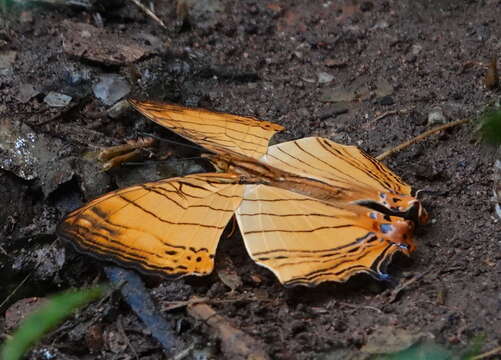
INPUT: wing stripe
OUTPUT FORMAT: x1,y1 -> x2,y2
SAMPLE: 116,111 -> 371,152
113,194 -> 225,229
317,138 -> 392,190
238,212 -> 336,218
243,224 -> 353,235
294,140 -> 369,185
266,150 -> 359,188
250,233 -> 377,256
319,139 -> 406,191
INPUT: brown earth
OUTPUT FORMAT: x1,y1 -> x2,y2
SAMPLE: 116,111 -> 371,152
0,1 -> 500,359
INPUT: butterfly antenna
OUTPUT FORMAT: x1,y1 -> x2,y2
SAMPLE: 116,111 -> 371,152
123,156 -> 205,167
137,131 -> 212,153
414,189 -> 444,199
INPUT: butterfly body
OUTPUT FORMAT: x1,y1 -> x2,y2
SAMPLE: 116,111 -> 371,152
57,99 -> 428,286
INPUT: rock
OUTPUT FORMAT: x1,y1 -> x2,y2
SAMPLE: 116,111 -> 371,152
107,99 -> 130,119
411,44 -> 423,56
62,20 -> 152,65
320,76 -> 371,103
427,107 -> 447,125
318,103 -> 349,119
317,72 -> 334,84
17,83 -> 40,103
43,91 -> 72,107
93,74 -> 130,105
63,66 -> 91,86
0,50 -> 17,76
375,78 -> 394,98
324,58 -> 347,68
0,118 -> 73,196
372,20 -> 389,30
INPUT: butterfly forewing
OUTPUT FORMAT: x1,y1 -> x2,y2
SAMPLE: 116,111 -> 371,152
262,137 -> 412,194
57,173 -> 244,277
129,99 -> 284,159
259,136 -> 425,220
236,184 -> 413,286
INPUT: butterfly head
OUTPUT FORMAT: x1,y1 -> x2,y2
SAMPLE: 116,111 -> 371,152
405,199 -> 428,225
377,192 -> 428,225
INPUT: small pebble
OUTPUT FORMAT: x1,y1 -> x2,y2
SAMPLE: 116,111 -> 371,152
427,107 -> 447,125
93,74 -> 130,105
17,83 -> 39,103
317,72 -> 334,84
107,99 -> 130,119
0,50 -> 17,76
43,91 -> 72,107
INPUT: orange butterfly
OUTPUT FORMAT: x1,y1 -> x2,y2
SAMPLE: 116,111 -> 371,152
57,99 -> 427,286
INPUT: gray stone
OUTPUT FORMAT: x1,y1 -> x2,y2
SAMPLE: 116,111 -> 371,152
43,91 -> 72,107
93,74 -> 130,105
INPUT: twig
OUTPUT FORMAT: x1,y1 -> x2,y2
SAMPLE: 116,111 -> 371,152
387,270 -> 431,303
172,343 -> 195,360
34,98 -> 91,127
372,110 -> 399,122
0,272 -> 32,312
338,301 -> 383,314
162,295 -> 273,312
471,346 -> 501,360
104,266 -> 180,355
187,299 -> 270,360
128,0 -> 167,29
376,118 -> 470,161
117,315 -> 139,360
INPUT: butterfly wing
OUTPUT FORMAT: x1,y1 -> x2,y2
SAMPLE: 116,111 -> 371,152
57,173 -> 244,277
260,137 -> 426,222
235,184 -> 414,286
129,99 -> 284,159
261,137 -> 411,194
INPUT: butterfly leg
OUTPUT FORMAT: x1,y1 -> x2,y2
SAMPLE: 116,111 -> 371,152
98,137 -> 156,170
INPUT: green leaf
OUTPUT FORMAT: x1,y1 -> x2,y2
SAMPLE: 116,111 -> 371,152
1,286 -> 105,360
373,341 -> 453,360
478,108 -> 501,144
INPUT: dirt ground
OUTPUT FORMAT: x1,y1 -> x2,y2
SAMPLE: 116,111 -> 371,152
0,1 -> 500,359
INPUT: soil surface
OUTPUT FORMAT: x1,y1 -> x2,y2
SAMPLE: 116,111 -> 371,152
0,1 -> 500,359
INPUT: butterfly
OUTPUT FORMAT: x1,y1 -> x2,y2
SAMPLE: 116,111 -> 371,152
57,99 -> 428,286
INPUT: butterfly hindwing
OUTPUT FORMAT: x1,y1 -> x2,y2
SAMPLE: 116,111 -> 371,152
235,184 -> 414,286
57,173 -> 244,277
